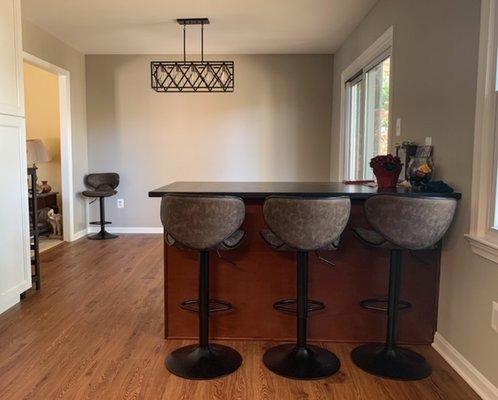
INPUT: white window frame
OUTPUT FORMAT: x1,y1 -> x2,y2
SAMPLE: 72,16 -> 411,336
465,0 -> 498,263
338,26 -> 394,181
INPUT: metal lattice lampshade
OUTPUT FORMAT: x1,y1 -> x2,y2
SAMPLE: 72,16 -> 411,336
151,61 -> 234,92
150,18 -> 234,93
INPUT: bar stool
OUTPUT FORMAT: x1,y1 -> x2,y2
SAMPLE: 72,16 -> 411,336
351,195 -> 457,380
161,194 -> 246,380
260,196 -> 351,379
82,173 -> 120,240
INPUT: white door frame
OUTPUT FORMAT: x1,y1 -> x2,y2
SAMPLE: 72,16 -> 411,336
22,51 -> 74,242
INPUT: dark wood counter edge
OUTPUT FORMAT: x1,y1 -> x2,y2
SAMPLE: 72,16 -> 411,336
148,183 -> 461,200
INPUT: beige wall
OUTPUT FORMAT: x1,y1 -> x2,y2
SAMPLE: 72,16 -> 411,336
22,19 -> 88,235
331,0 -> 498,386
86,54 -> 333,227
23,62 -> 61,208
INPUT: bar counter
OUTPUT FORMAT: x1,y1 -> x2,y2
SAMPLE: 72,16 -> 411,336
149,182 -> 461,344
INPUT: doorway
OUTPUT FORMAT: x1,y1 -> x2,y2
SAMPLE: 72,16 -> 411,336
23,52 -> 74,244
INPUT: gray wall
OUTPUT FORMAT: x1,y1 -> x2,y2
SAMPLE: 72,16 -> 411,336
331,0 -> 498,386
86,54 -> 334,227
22,20 -> 89,236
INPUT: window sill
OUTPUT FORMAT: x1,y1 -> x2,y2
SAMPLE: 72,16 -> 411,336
465,234 -> 498,264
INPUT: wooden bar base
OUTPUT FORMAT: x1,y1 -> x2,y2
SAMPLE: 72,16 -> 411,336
164,200 -> 440,344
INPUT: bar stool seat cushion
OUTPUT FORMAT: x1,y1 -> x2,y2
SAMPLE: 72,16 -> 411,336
352,227 -> 399,249
260,229 -> 339,251
363,195 -> 457,250
161,194 -> 245,251
262,196 -> 351,251
83,173 -> 120,198
165,229 -> 245,251
352,226 -> 439,250
82,184 -> 117,198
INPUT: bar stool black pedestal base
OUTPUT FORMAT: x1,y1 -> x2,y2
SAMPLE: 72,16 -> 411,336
166,344 -> 242,380
88,230 -> 118,240
351,343 -> 431,380
263,344 -> 340,380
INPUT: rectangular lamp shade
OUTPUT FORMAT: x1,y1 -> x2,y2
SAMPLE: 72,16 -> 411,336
26,139 -> 51,165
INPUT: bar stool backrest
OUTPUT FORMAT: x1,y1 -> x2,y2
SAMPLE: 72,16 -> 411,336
85,173 -> 120,190
263,196 -> 351,251
161,194 -> 245,251
364,195 -> 457,250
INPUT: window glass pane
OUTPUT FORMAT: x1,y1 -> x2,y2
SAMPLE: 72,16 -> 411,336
348,80 -> 363,180
364,57 -> 391,179
346,56 -> 391,181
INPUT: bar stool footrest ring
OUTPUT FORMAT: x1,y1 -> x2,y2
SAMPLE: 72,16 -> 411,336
360,297 -> 412,312
180,298 -> 232,313
273,298 -> 325,315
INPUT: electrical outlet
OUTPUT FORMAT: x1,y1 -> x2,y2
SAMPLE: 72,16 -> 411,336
117,199 -> 124,209
425,136 -> 432,146
492,301 -> 498,333
396,118 -> 401,137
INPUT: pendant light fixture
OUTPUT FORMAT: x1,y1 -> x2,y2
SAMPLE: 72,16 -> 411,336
151,18 -> 234,93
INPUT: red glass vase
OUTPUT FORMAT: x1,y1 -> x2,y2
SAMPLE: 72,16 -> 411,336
373,165 -> 402,189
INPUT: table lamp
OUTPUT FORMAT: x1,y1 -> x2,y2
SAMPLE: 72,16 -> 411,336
26,139 -> 51,168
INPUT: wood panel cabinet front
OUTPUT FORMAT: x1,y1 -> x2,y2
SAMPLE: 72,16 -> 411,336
0,0 -> 24,117
0,114 -> 31,313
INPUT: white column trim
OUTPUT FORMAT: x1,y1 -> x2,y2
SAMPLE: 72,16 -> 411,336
467,0 -> 498,264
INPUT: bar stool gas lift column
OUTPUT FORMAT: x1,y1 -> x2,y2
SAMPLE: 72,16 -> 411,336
260,196 -> 351,379
351,195 -> 457,380
161,194 -> 246,380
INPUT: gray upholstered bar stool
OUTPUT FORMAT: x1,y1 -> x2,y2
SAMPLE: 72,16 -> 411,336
82,173 -> 120,240
351,195 -> 457,380
161,194 -> 245,380
261,196 -> 351,379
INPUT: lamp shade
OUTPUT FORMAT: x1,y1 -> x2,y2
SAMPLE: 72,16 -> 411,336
26,139 -> 51,165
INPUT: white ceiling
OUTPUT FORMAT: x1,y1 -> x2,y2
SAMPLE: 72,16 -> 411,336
21,0 -> 377,55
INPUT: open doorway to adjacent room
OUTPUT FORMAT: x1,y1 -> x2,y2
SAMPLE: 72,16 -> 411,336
23,53 -> 74,249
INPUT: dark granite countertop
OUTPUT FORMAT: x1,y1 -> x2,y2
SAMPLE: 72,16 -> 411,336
148,181 -> 461,200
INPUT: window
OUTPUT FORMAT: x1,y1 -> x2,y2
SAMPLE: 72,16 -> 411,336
344,52 -> 391,181
466,0 -> 498,263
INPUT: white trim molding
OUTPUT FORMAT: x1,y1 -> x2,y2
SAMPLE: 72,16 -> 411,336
87,226 -> 163,234
467,0 -> 498,264
22,52 -> 76,242
336,26 -> 394,180
433,333 -> 498,400
72,228 -> 88,241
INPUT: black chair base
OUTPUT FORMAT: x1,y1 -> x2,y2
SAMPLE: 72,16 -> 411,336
88,230 -> 118,240
263,344 -> 340,380
351,343 -> 431,380
165,344 -> 242,380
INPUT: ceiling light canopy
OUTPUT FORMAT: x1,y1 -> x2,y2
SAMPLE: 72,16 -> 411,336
151,18 -> 234,93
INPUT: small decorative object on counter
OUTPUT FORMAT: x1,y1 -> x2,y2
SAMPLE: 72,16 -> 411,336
396,140 -> 418,180
38,180 -> 52,194
407,145 -> 433,188
419,180 -> 454,194
370,154 -> 403,189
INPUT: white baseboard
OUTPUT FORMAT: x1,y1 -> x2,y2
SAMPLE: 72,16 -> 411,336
432,332 -> 498,400
86,226 -> 162,234
71,228 -> 88,241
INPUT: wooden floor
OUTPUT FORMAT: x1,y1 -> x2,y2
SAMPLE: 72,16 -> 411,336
0,235 -> 479,400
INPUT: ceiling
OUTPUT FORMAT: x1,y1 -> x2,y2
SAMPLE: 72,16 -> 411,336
21,0 -> 377,55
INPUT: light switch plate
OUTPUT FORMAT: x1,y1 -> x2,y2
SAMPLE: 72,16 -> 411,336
425,136 -> 432,145
492,301 -> 498,333
117,199 -> 124,209
396,118 -> 401,137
